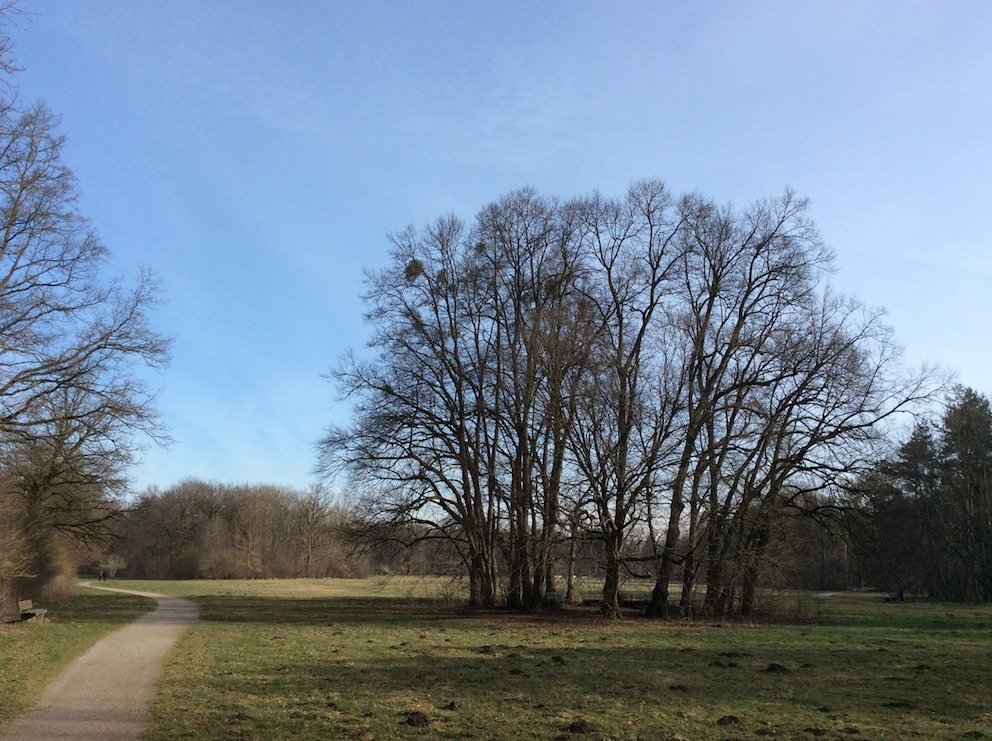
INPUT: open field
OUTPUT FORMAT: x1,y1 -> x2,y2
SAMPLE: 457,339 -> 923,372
3,579 -> 992,740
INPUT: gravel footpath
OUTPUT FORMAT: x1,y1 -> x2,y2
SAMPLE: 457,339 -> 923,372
0,585 -> 199,740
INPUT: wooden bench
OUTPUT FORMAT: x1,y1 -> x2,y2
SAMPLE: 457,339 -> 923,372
19,599 -> 47,624
618,591 -> 652,608
543,591 -> 563,608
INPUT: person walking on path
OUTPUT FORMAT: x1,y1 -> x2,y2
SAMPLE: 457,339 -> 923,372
0,585 -> 198,741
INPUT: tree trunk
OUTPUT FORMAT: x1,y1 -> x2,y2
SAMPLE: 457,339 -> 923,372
565,522 -> 579,603
0,584 -> 18,623
645,493 -> 683,617
601,529 -> 623,617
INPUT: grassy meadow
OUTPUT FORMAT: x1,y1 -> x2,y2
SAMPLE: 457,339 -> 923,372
2,578 -> 991,740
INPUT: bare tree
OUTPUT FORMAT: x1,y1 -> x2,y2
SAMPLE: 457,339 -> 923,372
0,20 -> 169,607
474,188 -> 590,610
645,192 -> 939,616
319,214 -> 506,606
641,191 -> 831,615
567,180 -> 684,616
294,484 -> 335,577
321,191 -> 594,610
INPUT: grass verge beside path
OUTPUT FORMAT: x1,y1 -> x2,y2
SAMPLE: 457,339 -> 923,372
114,578 -> 992,741
0,581 -> 156,728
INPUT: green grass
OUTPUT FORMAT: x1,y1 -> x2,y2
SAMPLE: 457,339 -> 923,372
3,578 -> 991,739
102,579 -> 991,740
0,581 -> 156,726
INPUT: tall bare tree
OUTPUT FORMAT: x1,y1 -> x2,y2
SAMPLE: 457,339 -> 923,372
474,188 -> 590,609
567,180 -> 684,616
321,191 -> 594,610
319,214 -> 507,606
0,16 -> 169,613
646,192 -> 938,616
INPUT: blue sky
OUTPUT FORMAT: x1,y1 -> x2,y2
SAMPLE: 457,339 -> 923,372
9,1 -> 990,493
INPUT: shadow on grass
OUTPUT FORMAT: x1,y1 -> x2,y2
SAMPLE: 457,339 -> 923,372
176,622 -> 992,739
191,595 -> 490,625
189,592 -> 992,633
57,590 -> 157,623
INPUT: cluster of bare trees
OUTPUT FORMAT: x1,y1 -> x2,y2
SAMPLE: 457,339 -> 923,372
320,182 -> 938,616
115,480 -> 353,580
0,13 -> 168,617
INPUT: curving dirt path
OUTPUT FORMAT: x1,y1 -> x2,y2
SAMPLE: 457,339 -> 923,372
0,585 -> 198,741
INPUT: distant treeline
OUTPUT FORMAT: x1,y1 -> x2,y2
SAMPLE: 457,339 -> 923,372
113,480 -> 354,580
